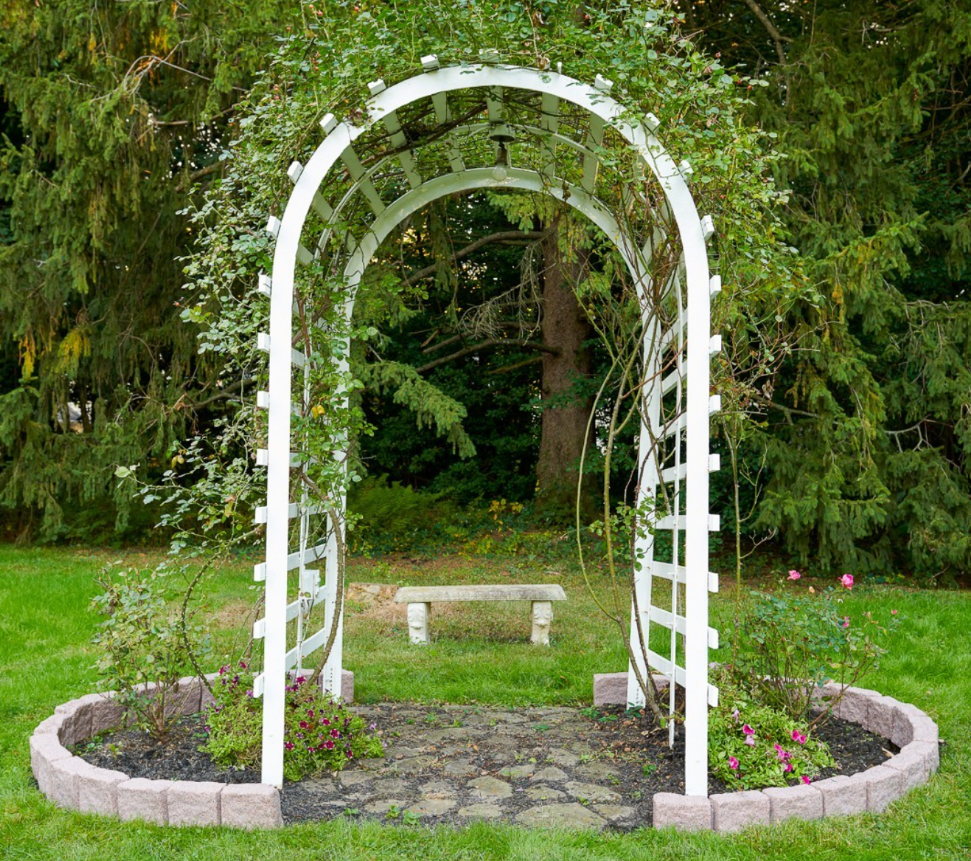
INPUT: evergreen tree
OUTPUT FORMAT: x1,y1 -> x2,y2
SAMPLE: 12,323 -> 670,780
0,0 -> 300,539
683,0 -> 971,578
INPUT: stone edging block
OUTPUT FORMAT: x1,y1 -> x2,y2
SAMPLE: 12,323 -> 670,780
593,672 -> 669,708
221,783 -> 284,829
710,789 -> 769,832
762,784 -> 824,823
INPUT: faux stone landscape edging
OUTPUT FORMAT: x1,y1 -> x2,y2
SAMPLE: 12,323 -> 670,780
594,673 -> 941,832
30,673 -> 938,832
30,670 -> 354,829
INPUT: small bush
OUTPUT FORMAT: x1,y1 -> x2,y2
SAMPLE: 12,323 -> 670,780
203,667 -> 384,781
709,695 -> 835,789
90,565 -> 210,740
729,575 -> 898,724
347,475 -> 457,553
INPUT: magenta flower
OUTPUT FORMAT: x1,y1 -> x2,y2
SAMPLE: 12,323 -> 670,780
299,721 -> 309,729
728,756 -> 739,770
742,724 -> 755,736
791,730 -> 807,745
324,740 -> 334,750
284,742 -> 294,751
788,570 -> 801,580
783,762 -> 794,773
330,729 -> 340,738
801,776 -> 811,785
840,574 -> 854,589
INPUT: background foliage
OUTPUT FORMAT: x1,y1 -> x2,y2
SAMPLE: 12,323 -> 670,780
0,0 -> 969,583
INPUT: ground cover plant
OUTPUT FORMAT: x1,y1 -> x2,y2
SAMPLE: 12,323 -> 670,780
2,543 -> 970,860
204,666 -> 384,780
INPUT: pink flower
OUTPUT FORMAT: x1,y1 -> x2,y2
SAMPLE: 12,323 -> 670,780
744,736 -> 756,747
791,730 -> 807,745
284,742 -> 294,751
728,756 -> 739,770
783,762 -> 794,773
840,574 -> 854,589
742,724 -> 755,735
801,776 -> 811,785
842,616 -> 851,629
788,570 -> 801,580
891,609 -> 898,615
731,708 -> 740,722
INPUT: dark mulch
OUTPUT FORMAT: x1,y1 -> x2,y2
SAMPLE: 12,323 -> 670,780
77,702 -> 895,829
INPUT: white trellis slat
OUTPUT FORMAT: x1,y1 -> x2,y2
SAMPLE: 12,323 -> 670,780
368,80 -> 422,189
651,561 -> 719,594
252,581 -> 326,639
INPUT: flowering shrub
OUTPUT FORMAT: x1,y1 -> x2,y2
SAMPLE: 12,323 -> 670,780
709,697 -> 835,789
729,574 -> 898,724
90,565 -> 210,740
203,665 -> 383,781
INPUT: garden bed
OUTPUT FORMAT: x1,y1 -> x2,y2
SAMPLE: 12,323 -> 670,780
30,679 -> 940,832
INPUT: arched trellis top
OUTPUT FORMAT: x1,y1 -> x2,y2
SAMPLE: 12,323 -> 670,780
257,59 -> 720,798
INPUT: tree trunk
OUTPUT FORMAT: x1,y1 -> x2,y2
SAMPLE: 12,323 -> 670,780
535,219 -> 595,519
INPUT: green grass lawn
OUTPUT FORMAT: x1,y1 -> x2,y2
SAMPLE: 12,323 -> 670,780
1,543 -> 970,860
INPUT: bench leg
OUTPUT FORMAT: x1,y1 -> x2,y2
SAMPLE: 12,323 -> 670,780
531,601 -> 553,645
407,602 -> 430,645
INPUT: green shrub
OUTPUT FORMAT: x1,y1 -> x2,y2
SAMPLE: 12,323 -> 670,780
347,475 -> 457,553
709,696 -> 835,789
90,565 -> 210,740
729,575 -> 898,724
203,667 -> 384,781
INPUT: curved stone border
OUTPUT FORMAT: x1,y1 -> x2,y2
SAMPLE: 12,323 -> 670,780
32,673 -> 937,831
594,674 -> 941,832
30,670 -> 354,829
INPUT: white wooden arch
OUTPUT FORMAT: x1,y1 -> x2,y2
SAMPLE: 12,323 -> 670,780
255,59 -> 721,795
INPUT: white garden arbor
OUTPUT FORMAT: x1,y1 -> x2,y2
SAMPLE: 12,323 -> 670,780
253,57 -> 721,796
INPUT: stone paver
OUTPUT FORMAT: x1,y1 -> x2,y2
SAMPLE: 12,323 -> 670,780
500,764 -> 535,779
574,762 -> 620,781
443,759 -> 478,777
564,781 -> 622,804
364,798 -> 406,816
594,804 -> 637,823
468,776 -> 513,800
525,785 -> 566,801
516,802 -> 606,830
408,798 -> 457,817
530,766 -> 568,783
457,803 -> 502,819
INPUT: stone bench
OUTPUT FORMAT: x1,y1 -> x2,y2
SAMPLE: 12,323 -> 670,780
393,584 -> 567,646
